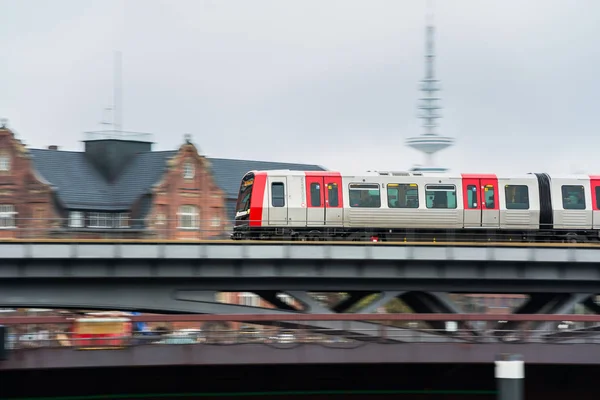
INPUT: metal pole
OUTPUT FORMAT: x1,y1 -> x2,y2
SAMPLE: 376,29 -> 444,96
0,325 -> 7,360
495,353 -> 524,400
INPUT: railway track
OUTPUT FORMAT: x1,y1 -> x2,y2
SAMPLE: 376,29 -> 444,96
0,238 -> 599,247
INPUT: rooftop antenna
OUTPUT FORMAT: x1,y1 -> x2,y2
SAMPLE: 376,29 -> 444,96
113,50 -> 123,134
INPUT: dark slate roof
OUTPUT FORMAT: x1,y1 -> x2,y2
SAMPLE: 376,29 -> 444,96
29,148 -> 326,211
29,149 -> 177,211
207,157 -> 327,199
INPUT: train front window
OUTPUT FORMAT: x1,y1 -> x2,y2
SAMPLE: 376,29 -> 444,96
235,174 -> 254,216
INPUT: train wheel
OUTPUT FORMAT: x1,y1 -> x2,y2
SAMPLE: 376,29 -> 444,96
306,231 -> 323,241
347,233 -> 365,242
565,233 -> 579,243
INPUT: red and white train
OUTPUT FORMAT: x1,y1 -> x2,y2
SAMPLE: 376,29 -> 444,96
231,170 -> 600,243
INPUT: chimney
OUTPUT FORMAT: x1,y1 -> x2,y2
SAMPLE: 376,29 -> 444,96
48,145 -> 58,150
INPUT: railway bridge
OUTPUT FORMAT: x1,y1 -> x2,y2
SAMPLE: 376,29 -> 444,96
2,240 -> 600,344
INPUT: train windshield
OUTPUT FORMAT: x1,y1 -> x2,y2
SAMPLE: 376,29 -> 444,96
235,173 -> 255,218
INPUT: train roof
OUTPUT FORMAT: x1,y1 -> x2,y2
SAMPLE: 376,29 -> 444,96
250,170 -> 598,181
546,173 -> 591,181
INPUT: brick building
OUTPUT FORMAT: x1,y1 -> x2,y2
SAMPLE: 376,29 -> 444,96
0,123 -> 325,239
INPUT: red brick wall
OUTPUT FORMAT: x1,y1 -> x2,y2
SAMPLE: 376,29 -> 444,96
0,127 -> 57,239
147,142 -> 226,240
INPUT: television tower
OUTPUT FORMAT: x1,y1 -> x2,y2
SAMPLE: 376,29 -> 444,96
405,1 -> 455,172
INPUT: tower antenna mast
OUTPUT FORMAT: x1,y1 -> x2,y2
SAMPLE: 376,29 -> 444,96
405,0 -> 455,172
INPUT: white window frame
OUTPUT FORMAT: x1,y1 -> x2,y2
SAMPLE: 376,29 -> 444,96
211,216 -> 220,227
155,213 -> 166,225
178,205 -> 199,229
0,154 -> 10,172
88,212 -> 113,228
239,292 -> 259,307
68,211 -> 84,228
183,161 -> 195,179
116,213 -> 130,228
0,204 -> 16,228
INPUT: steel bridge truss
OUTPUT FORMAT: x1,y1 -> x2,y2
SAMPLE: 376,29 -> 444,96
220,289 -> 600,344
2,281 -> 599,344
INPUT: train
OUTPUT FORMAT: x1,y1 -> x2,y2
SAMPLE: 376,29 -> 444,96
231,170 -> 600,243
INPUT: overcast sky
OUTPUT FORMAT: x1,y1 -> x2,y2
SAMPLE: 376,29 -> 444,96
2,0 -> 599,175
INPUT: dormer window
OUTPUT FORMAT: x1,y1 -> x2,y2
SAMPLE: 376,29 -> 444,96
0,154 -> 10,172
183,161 -> 194,179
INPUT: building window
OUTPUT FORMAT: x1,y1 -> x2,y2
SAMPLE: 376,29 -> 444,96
69,211 -> 84,228
239,292 -> 259,307
211,216 -> 220,227
34,208 -> 45,222
310,182 -> 321,207
0,205 -> 16,228
562,185 -> 585,210
178,205 -> 199,229
387,183 -> 419,208
0,154 -> 10,172
116,213 -> 130,228
72,212 -> 131,229
505,185 -> 529,210
183,161 -> 194,179
349,183 -> 381,208
88,212 -> 113,228
155,213 -> 166,225
425,184 -> 457,209
271,182 -> 285,207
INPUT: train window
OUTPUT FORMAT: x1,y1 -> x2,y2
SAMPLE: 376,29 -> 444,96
484,185 -> 495,209
596,187 -> 600,210
466,185 -> 477,209
425,184 -> 457,209
327,182 -> 339,207
310,182 -> 321,207
271,182 -> 285,207
349,183 -> 381,208
505,185 -> 529,210
561,185 -> 585,210
387,184 -> 418,208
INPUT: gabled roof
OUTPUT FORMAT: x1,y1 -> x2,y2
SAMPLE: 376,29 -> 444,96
29,148 -> 326,211
30,149 -> 177,211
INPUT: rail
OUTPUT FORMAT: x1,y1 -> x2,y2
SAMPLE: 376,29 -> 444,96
0,217 -> 600,246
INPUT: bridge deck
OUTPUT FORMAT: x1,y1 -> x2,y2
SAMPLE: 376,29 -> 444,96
2,342 -> 599,370
1,241 -> 600,263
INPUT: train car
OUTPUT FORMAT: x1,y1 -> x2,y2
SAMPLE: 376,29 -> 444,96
231,170 -> 600,243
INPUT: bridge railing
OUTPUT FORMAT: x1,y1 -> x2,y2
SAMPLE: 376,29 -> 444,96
0,217 -> 597,244
3,313 -> 600,350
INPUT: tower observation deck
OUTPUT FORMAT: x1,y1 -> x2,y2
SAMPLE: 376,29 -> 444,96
406,7 -> 455,173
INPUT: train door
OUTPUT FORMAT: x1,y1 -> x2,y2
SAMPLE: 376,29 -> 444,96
480,177 -> 500,228
324,176 -> 343,226
462,175 -> 500,228
305,175 -> 325,226
591,177 -> 600,230
462,177 -> 481,228
268,176 -> 288,226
